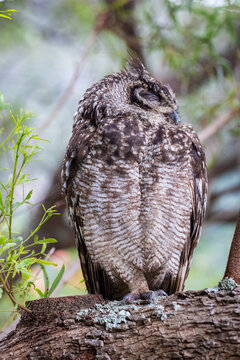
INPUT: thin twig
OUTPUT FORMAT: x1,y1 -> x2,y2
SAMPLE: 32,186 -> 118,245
0,272 -> 32,314
38,27 -> 100,135
199,107 -> 240,142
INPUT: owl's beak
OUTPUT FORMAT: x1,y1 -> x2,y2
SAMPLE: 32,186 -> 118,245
171,110 -> 179,124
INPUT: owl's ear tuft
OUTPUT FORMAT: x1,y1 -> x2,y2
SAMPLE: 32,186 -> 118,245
125,55 -> 145,78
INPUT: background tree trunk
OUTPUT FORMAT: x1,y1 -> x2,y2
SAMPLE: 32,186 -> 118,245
0,287 -> 239,360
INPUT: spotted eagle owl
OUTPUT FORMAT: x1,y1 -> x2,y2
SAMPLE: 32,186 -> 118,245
62,59 -> 208,302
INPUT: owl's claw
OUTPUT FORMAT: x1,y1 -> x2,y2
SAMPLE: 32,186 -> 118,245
141,290 -> 168,303
123,292 -> 142,304
155,289 -> 168,297
123,289 -> 168,304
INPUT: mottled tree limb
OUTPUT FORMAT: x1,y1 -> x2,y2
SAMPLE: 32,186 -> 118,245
0,287 -> 239,360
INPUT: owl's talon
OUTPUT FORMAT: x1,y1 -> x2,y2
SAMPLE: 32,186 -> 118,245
123,289 -> 168,305
141,290 -> 154,302
123,292 -> 142,304
155,289 -> 168,297
141,290 -> 168,303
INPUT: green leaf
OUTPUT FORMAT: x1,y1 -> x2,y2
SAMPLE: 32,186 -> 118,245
41,243 -> 47,254
4,9 -> 18,13
20,250 -> 30,255
41,265 -> 49,297
25,189 -> 33,200
16,257 -> 36,269
0,190 -> 3,207
48,264 -> 65,297
27,281 -> 35,288
34,288 -> 44,298
37,238 -> 57,244
0,14 -> 12,19
36,259 -> 57,266
0,235 -> 7,245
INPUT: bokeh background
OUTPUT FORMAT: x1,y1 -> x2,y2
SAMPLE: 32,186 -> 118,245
0,0 -> 240,330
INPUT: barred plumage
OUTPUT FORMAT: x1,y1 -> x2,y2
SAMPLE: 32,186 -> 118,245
62,59 -> 208,301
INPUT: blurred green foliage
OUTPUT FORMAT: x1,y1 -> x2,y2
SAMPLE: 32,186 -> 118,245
143,1 -> 240,76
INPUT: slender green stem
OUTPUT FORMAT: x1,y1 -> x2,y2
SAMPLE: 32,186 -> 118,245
0,272 -> 15,307
4,263 -> 14,283
8,133 -> 21,241
18,210 -> 54,246
8,133 -> 24,291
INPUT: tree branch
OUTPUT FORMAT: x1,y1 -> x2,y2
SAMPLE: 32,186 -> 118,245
0,288 -> 239,359
38,27 -> 100,135
224,211 -> 240,284
199,107 -> 240,142
103,0 -> 144,62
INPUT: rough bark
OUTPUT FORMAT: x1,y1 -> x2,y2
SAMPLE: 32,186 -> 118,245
0,286 -> 239,360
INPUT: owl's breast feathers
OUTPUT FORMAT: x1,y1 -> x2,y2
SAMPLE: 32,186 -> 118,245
62,114 -> 207,298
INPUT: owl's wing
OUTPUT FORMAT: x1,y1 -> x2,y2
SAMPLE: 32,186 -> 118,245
174,131 -> 208,292
74,215 -> 112,298
62,121 -> 113,299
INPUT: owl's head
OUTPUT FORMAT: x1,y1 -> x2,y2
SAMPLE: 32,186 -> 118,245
77,58 -> 179,126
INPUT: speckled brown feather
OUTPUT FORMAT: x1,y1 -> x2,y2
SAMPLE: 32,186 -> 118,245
62,59 -> 208,300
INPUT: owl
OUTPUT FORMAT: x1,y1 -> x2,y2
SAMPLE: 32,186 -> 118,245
62,58 -> 208,302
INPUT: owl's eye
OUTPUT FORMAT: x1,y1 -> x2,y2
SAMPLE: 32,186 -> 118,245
139,91 -> 160,102
130,86 -> 161,109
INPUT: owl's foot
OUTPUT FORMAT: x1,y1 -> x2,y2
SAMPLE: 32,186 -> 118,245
141,289 -> 168,303
123,289 -> 168,304
123,292 -> 142,304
